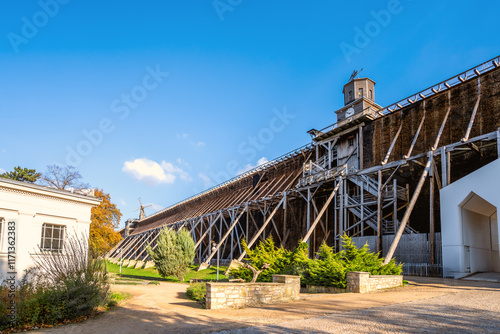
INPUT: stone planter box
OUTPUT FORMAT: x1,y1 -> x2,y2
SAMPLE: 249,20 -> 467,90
346,272 -> 403,293
303,285 -> 347,293
304,272 -> 403,294
206,275 -> 300,310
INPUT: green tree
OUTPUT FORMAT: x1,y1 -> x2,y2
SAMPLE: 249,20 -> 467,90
0,166 -> 40,183
146,228 -> 195,281
90,189 -> 122,255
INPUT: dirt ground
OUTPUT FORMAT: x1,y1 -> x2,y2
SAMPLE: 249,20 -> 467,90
36,277 -> 500,334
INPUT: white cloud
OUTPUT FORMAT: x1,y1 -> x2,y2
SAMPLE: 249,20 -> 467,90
176,158 -> 190,168
122,158 -> 191,185
198,172 -> 212,187
176,133 -> 189,139
257,157 -> 269,166
195,141 -> 206,147
148,203 -> 164,212
161,161 -> 192,181
237,157 -> 269,175
119,199 -> 127,206
1,149 -> 6,154
0,167 -> 5,174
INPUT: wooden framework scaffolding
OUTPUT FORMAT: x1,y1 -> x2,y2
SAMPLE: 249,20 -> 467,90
108,56 -> 500,271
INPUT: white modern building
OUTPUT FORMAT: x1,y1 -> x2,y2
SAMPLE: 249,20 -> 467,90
441,159 -> 500,278
0,178 -> 100,280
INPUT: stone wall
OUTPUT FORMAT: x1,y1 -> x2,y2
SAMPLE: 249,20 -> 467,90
206,275 -> 300,310
347,272 -> 402,293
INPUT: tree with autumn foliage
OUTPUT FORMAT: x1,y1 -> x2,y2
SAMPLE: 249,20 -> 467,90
90,189 -> 123,255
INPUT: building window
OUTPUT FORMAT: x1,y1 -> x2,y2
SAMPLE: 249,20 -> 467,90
369,90 -> 373,100
358,88 -> 363,97
41,224 -> 66,252
348,137 -> 354,147
348,91 -> 352,100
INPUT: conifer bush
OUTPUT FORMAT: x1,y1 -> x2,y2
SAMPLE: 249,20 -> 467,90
146,228 -> 195,281
230,234 -> 403,289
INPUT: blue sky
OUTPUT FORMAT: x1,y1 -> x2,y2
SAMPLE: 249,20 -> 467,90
0,0 -> 498,228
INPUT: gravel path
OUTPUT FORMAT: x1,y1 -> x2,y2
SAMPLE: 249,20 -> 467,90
210,284 -> 500,333
37,277 -> 500,334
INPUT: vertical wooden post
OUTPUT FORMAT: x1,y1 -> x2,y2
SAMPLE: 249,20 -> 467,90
360,176 -> 364,236
246,209 -> 249,241
446,151 -> 451,186
306,188 -> 311,250
343,177 -> 347,236
208,216 -> 212,262
429,156 -> 435,265
339,178 -> 344,244
377,170 -> 383,253
441,147 -> 448,188
359,126 -> 364,170
198,219 -> 203,262
393,178 -> 398,233
497,128 -> 500,158
328,141 -> 332,169
334,190 -> 338,251
282,192 -> 287,247
230,215 -> 234,261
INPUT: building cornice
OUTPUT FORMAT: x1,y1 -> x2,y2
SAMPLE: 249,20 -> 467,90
0,178 -> 101,206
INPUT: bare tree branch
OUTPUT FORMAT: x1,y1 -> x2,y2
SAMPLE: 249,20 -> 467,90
38,165 -> 90,190
243,263 -> 270,283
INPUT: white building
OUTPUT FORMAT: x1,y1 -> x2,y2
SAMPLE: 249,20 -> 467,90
0,178 -> 100,280
441,159 -> 500,278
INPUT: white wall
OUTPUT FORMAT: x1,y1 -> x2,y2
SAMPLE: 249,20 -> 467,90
0,179 -> 99,280
462,209 -> 497,273
441,159 -> 500,278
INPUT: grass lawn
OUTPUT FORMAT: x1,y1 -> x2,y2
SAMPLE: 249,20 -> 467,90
107,261 -> 229,282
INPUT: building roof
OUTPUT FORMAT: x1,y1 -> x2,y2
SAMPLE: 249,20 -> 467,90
0,177 -> 101,206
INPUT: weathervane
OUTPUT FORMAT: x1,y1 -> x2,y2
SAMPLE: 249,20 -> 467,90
349,68 -> 364,82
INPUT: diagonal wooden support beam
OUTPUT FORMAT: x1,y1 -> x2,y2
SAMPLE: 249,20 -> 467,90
195,212 -> 223,249
132,230 -> 158,261
303,177 -> 344,244
432,105 -> 451,151
404,103 -> 426,159
122,233 -> 148,259
117,234 -> 142,258
383,152 -> 432,264
237,196 -> 286,261
384,99 -> 451,264
201,205 -> 248,266
382,123 -> 403,165
461,85 -> 481,143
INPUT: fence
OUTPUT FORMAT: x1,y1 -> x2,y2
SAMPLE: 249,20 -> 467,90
352,233 -> 442,277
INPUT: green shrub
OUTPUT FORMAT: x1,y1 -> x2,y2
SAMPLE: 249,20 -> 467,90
146,228 -> 195,281
230,234 -> 403,289
0,234 -> 109,331
186,283 -> 206,302
106,291 -> 130,308
229,237 -> 311,283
